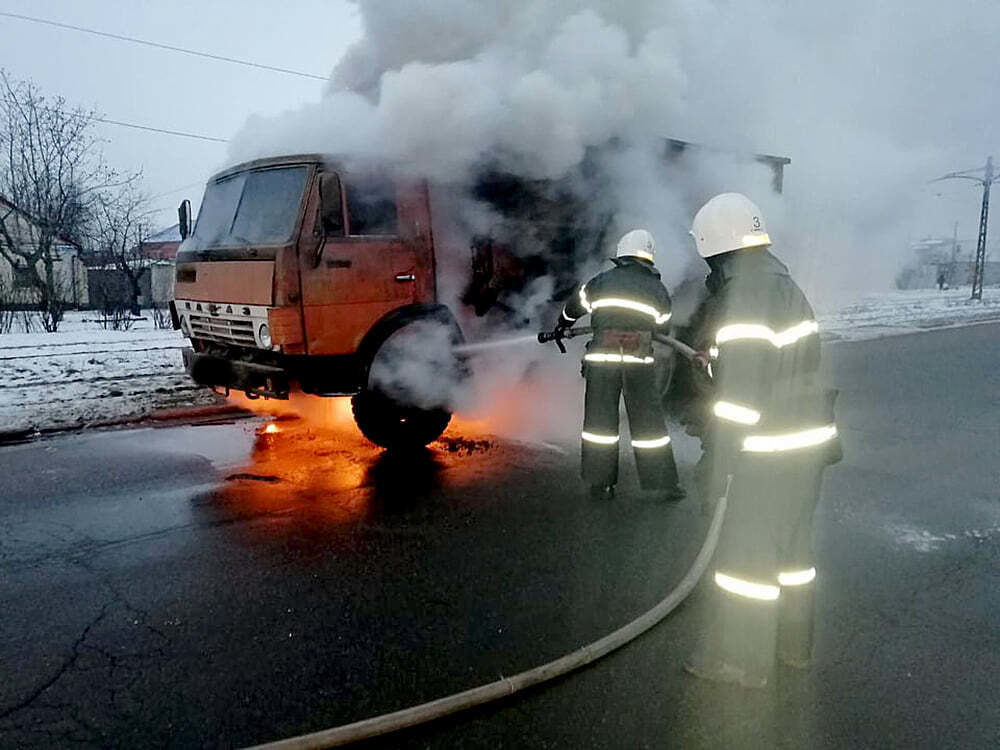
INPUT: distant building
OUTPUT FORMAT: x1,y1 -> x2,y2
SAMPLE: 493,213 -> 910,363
85,223 -> 180,310
948,260 -> 1000,287
0,195 -> 88,308
141,224 -> 181,305
897,235 -> 1000,289
86,260 -> 175,310
141,223 -> 182,261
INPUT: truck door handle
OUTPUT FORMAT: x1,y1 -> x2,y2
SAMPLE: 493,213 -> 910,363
395,274 -> 416,282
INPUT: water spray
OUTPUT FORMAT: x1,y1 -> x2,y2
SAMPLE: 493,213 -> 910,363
451,334 -> 541,356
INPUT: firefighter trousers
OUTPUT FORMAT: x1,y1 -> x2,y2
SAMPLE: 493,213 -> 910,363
581,361 -> 679,490
696,449 -> 826,676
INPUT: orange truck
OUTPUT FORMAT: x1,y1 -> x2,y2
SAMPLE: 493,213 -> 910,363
171,147 -> 789,449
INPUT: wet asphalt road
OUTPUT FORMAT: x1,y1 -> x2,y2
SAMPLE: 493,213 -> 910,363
1,323 -> 998,749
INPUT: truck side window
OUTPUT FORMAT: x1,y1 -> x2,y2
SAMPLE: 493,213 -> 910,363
319,172 -> 344,236
345,174 -> 399,236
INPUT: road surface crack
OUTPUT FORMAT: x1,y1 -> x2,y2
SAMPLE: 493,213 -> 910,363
0,603 -> 111,721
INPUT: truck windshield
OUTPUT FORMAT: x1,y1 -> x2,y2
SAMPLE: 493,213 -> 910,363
193,166 -> 308,247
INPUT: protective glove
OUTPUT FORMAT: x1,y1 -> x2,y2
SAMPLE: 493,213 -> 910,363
691,350 -> 713,376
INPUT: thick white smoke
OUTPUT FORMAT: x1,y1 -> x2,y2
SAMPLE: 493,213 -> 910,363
662,0 -> 998,304
226,2 -> 698,439
225,0 -> 997,438
228,3 -> 691,273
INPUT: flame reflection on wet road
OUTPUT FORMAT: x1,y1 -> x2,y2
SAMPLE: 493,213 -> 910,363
189,406 -> 505,549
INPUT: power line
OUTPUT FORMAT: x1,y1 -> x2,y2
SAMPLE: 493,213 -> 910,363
149,181 -> 205,200
26,102 -> 230,143
88,114 -> 228,143
0,10 -> 328,81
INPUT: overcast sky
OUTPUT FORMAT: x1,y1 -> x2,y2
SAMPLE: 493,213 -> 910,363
1,0 -> 995,266
0,0 -> 360,228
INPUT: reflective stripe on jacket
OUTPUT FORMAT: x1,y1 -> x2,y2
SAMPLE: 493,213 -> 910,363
560,258 -> 673,340
687,249 -> 837,457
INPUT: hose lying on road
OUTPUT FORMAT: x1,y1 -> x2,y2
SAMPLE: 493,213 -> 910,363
244,495 -> 728,750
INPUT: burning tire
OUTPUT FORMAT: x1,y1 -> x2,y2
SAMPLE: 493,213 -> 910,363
352,313 -> 464,450
351,389 -> 451,450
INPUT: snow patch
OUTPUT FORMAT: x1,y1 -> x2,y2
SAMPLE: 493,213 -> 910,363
1,286 -> 998,435
0,311 -> 215,433
817,286 -> 1000,342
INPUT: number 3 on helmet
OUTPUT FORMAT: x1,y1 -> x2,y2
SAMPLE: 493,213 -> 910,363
690,193 -> 772,258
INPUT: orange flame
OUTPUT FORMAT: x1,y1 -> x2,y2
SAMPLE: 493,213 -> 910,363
226,390 -> 356,431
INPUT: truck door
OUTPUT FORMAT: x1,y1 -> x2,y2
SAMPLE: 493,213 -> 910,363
299,170 -> 424,356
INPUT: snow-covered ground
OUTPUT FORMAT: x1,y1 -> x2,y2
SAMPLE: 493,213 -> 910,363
1,285 -> 998,435
0,312 -> 217,434
817,286 -> 1000,341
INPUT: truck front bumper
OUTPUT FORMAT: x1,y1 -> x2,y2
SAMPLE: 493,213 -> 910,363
182,348 -> 290,399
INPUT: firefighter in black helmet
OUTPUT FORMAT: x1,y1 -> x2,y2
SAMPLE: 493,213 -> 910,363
554,229 -> 684,502
677,193 -> 841,688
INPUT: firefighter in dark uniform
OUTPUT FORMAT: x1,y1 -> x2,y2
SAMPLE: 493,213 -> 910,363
554,229 -> 684,501
676,194 -> 841,687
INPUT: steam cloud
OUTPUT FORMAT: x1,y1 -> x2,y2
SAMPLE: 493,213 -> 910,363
225,1 -> 997,440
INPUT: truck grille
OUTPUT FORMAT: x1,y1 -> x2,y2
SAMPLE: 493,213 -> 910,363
189,313 -> 257,347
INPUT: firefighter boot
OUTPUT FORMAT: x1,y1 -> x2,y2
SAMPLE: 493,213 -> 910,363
686,580 -> 776,688
777,585 -> 815,669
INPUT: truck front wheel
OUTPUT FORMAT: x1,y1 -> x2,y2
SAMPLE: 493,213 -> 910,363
352,311 -> 464,451
351,389 -> 451,451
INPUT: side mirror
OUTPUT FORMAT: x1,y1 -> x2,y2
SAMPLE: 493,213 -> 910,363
318,173 -> 344,237
314,173 -> 344,266
178,199 -> 193,240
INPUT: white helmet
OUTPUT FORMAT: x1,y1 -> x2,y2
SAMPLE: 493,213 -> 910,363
616,228 -> 655,262
690,193 -> 771,258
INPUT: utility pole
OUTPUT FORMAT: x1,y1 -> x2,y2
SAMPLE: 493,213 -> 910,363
932,156 -> 995,300
949,221 -> 958,285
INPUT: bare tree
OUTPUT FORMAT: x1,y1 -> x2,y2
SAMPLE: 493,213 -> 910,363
0,70 -> 126,331
92,182 -> 153,316
0,271 -> 15,334
151,305 -> 172,330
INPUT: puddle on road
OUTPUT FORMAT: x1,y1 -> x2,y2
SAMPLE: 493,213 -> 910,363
186,406 -> 512,542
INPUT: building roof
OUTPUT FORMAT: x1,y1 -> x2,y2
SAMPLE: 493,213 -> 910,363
145,223 -> 182,243
663,138 -> 791,167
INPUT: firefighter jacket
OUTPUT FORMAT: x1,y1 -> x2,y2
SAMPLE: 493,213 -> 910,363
560,257 -> 672,360
561,256 -> 680,490
685,248 -> 840,462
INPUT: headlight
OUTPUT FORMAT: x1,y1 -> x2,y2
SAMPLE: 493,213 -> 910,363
179,316 -> 190,336
258,323 -> 272,349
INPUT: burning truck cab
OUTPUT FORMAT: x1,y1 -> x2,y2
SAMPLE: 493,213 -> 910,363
172,146 -> 790,450
173,154 -> 461,449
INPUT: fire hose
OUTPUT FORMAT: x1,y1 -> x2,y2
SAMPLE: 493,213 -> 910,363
244,496 -> 727,750
243,325 -> 722,749
537,326 -> 699,361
